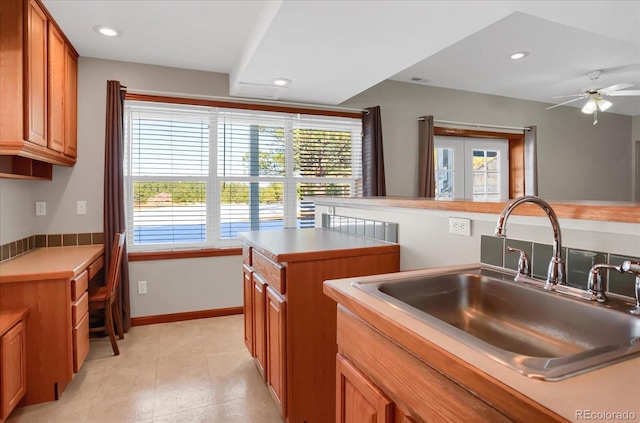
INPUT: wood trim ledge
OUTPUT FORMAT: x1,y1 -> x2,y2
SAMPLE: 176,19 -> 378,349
128,247 -> 242,262
310,196 -> 640,224
130,306 -> 243,326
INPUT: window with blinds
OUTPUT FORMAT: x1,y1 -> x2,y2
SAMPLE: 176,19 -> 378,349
124,101 -> 362,251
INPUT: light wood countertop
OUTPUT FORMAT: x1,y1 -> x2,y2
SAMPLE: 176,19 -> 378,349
310,196 -> 640,224
324,266 -> 640,422
238,228 -> 398,263
0,245 -> 104,284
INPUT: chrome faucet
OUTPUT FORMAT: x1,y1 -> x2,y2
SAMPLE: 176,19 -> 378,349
587,264 -> 622,303
495,196 -> 565,289
621,260 -> 640,314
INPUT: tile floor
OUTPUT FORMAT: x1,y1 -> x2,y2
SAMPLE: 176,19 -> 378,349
7,315 -> 283,423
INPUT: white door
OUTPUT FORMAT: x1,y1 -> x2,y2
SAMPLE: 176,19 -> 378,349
433,136 -> 463,199
434,136 -> 509,199
463,139 -> 509,200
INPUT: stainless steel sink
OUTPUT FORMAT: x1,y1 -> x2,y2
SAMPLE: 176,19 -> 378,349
354,265 -> 640,380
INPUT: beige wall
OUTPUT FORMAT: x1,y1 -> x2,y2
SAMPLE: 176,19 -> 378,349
0,178 -> 35,244
341,80 -> 633,201
633,116 -> 640,201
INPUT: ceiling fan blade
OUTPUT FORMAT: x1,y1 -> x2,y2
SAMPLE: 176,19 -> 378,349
546,97 -> 587,110
600,83 -> 633,94
552,94 -> 586,99
607,90 -> 640,96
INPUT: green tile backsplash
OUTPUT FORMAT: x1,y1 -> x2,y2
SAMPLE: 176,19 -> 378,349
481,235 -> 639,300
566,249 -> 607,290
0,233 -> 104,263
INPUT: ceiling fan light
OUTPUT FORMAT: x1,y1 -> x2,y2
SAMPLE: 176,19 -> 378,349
581,99 -> 597,114
597,98 -> 612,112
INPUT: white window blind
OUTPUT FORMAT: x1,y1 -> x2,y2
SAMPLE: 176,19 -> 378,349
124,101 -> 362,251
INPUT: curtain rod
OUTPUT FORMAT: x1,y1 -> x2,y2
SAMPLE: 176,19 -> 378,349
124,88 -> 368,114
418,118 -> 530,132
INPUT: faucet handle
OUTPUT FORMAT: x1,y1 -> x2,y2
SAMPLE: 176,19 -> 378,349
506,246 -> 531,279
621,261 -> 640,313
621,261 -> 640,275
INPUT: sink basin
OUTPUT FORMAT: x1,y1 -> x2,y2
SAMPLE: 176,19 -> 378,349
354,265 -> 640,380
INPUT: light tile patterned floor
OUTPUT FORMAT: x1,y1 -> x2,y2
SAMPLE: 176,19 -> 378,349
7,315 -> 283,423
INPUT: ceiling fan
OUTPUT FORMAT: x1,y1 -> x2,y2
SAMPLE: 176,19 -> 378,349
546,70 -> 640,125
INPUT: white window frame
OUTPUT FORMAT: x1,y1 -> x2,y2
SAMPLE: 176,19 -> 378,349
124,101 -> 362,252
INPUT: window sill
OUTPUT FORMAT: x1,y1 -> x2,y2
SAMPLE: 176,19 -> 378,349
128,247 -> 242,262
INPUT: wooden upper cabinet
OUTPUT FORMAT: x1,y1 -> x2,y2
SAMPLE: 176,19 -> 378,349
26,0 -> 48,147
47,23 -> 65,153
0,0 -> 77,178
64,45 -> 78,158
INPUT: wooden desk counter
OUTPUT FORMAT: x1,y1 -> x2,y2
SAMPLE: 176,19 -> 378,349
0,245 -> 104,284
0,245 -> 104,407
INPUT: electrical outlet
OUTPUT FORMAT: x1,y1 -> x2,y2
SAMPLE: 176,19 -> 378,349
77,201 -> 87,215
137,280 -> 148,295
36,202 -> 46,216
449,217 -> 471,236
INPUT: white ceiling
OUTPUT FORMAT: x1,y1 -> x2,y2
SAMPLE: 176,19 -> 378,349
43,0 -> 640,115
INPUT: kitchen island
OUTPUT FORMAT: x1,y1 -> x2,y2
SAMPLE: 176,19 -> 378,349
239,228 -> 400,423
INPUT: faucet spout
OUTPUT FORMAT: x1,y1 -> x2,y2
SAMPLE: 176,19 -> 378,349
495,196 -> 565,288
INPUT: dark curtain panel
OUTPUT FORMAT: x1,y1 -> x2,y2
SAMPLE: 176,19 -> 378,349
362,106 -> 386,196
524,126 -> 538,196
418,116 -> 435,197
104,80 -> 131,331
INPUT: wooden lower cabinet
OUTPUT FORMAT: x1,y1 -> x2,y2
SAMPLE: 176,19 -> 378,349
243,265 -> 254,355
253,274 -> 267,380
334,306 -> 565,423
0,313 -> 28,421
336,354 -> 393,423
266,287 -> 286,417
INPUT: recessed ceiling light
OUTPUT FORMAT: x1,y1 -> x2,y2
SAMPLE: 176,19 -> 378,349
93,25 -> 121,37
273,78 -> 291,86
509,51 -> 529,60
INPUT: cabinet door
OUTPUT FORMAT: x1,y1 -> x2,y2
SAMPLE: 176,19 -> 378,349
253,273 -> 267,380
47,23 -> 65,153
336,354 -> 393,423
1,321 -> 27,420
243,265 -> 254,356
266,286 -> 286,418
63,44 -> 78,158
26,0 -> 48,146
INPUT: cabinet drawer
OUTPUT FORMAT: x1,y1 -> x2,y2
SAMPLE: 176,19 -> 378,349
88,256 -> 104,279
252,250 -> 285,295
71,291 -> 88,327
71,270 -> 88,301
72,312 -> 89,373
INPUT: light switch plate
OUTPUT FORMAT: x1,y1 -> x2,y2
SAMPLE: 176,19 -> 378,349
137,280 -> 147,295
36,202 -> 46,216
77,201 -> 87,215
